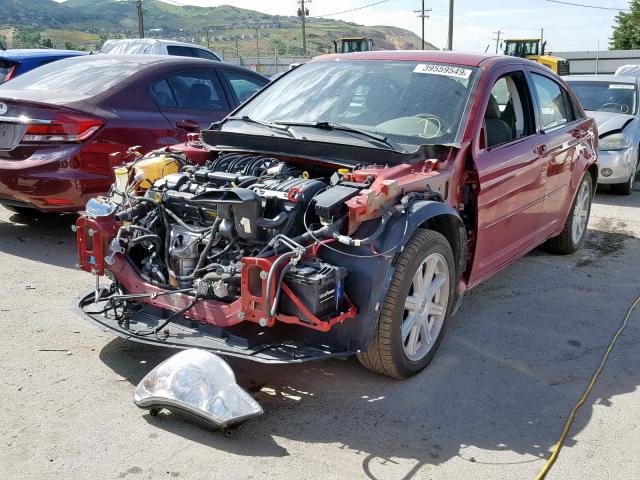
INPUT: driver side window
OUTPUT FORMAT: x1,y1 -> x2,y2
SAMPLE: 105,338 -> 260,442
483,71 -> 534,149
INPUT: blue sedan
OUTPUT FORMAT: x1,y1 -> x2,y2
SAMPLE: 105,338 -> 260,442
0,48 -> 87,83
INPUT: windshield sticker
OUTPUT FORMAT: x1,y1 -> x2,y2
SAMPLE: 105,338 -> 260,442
609,84 -> 635,90
413,64 -> 472,79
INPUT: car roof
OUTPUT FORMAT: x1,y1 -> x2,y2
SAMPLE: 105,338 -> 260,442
102,38 -> 210,50
564,74 -> 638,83
0,49 -> 87,61
56,53 -> 206,66
312,50 -> 496,67
48,53 -> 269,81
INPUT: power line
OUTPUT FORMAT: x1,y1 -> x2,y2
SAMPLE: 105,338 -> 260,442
314,0 -> 392,18
544,0 -> 628,11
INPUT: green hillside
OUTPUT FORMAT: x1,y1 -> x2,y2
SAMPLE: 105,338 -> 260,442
1,0 -> 436,55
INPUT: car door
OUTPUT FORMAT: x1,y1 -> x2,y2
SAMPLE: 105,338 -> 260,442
469,67 -> 548,286
527,69 -> 592,238
148,68 -> 232,140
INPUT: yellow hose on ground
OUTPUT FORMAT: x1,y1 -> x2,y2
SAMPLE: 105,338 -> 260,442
536,294 -> 640,479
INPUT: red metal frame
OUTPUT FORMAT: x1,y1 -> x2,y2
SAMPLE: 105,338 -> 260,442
76,218 -> 357,332
76,215 -> 120,275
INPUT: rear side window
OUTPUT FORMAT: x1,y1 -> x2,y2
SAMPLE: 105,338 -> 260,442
167,46 -> 196,57
0,58 -> 147,97
531,73 -> 570,130
150,70 -> 229,111
193,49 -> 220,61
223,71 -> 267,103
0,60 -> 17,83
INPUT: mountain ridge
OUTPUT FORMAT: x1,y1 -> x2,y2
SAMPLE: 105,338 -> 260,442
2,0 -> 437,54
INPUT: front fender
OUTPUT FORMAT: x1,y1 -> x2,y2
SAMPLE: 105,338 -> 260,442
308,200 -> 466,353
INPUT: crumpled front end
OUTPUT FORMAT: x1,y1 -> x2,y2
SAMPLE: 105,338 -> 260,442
74,147 -> 450,361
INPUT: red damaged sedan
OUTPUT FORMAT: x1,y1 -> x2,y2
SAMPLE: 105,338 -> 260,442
76,51 -> 597,380
0,55 -> 267,214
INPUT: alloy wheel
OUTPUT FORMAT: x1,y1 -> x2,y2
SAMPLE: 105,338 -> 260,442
402,252 -> 450,362
571,180 -> 591,244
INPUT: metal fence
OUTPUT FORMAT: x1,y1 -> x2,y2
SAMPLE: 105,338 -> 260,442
221,55 -> 311,77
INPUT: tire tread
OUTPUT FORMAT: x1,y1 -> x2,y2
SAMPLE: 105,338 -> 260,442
357,229 -> 453,379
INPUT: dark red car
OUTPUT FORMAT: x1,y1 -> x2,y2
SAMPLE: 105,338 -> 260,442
76,51 -> 597,379
0,55 -> 268,213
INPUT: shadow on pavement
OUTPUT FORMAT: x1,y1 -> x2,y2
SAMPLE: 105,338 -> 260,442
0,210 -> 77,269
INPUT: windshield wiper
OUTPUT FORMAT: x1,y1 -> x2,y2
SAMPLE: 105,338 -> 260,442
225,115 -> 296,138
274,120 -> 400,151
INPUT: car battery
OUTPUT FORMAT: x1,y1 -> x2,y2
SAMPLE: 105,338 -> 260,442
280,261 -> 348,322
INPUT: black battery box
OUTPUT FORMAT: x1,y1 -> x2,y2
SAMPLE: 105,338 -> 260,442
279,261 -> 348,322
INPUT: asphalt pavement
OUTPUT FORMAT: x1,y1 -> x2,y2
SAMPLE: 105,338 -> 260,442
1,184 -> 639,480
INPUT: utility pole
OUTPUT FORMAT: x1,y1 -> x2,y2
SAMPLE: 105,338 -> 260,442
206,30 -> 210,49
136,0 -> 144,39
254,28 -> 260,65
447,0 -> 454,50
297,0 -> 310,56
493,29 -> 503,54
414,1 -> 432,50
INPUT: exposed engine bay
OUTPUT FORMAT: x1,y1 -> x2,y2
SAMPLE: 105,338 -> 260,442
76,145 -> 450,362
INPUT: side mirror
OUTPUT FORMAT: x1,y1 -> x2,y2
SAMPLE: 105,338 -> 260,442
176,119 -> 200,132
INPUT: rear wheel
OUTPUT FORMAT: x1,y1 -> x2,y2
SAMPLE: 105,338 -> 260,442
544,174 -> 592,254
357,229 -> 455,379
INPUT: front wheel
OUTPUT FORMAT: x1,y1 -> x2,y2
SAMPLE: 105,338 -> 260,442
544,174 -> 593,254
357,229 -> 456,379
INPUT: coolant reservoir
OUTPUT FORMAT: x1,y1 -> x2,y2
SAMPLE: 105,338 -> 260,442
134,154 -> 180,190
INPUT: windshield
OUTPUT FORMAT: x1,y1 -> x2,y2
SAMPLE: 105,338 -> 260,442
235,60 -> 479,148
0,58 -> 148,97
567,81 -> 637,114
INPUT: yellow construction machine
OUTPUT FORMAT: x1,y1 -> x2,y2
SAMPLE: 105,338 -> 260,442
333,37 -> 374,54
503,39 -> 569,75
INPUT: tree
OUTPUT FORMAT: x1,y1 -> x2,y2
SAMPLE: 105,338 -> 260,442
42,38 -> 54,48
611,0 -> 640,49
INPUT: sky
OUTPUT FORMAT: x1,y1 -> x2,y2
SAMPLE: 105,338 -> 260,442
56,0 -> 629,52
150,0 -> 629,52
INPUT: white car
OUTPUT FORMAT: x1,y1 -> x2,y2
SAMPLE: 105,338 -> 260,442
100,39 -> 221,62
566,74 -> 640,195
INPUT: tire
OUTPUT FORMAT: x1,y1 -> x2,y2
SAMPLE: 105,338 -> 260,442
544,174 -> 593,254
610,160 -> 636,196
357,229 -> 456,379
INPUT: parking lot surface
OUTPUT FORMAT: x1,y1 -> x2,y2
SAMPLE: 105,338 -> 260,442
1,187 -> 639,480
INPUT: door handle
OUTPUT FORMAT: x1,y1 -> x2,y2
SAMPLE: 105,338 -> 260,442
534,144 -> 548,156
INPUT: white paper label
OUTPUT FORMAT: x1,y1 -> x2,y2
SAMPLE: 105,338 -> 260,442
413,63 -> 472,79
